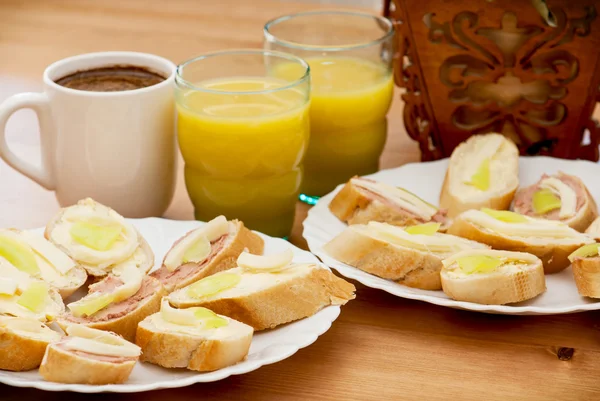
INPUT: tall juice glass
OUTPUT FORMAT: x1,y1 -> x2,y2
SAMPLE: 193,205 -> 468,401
264,11 -> 395,203
175,50 -> 310,237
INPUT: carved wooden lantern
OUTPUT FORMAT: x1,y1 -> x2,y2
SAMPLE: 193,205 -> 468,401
383,0 -> 600,161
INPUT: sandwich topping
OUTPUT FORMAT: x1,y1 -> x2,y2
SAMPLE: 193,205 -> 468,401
49,198 -> 141,273
163,215 -> 229,272
0,315 -> 62,341
351,178 -> 440,221
515,173 -> 583,219
568,243 -> 600,262
362,221 -> 486,255
61,324 -> 141,358
0,278 -> 62,321
67,265 -> 143,317
152,298 -> 228,333
237,249 -> 294,273
186,272 -> 241,299
443,249 -> 540,277
464,209 -> 590,239
462,134 -> 504,191
0,229 -> 77,285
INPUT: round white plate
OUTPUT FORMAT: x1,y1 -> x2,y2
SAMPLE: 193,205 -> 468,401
0,218 -> 341,393
303,156 -> 600,316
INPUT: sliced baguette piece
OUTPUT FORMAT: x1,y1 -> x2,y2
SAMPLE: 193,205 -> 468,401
0,277 -> 65,322
440,133 -> 519,217
0,229 -> 87,299
0,316 -> 62,371
447,209 -> 593,274
57,276 -> 165,342
512,172 -> 598,232
329,177 -> 449,229
569,244 -> 600,298
39,325 -> 140,384
168,264 -> 355,331
323,222 -> 488,290
584,216 -> 600,240
136,299 -> 253,371
150,218 -> 264,293
441,249 -> 546,304
44,198 -> 154,277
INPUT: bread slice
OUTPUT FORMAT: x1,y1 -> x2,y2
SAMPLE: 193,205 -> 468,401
323,222 -> 488,290
440,133 -> 519,218
447,209 -> 593,274
329,177 -> 448,229
44,198 -> 154,277
39,325 -> 140,384
0,228 -> 87,298
440,249 -> 546,304
0,278 -> 65,322
584,216 -> 600,240
0,316 -> 62,371
57,276 -> 165,342
168,264 -> 355,331
569,244 -> 600,298
150,219 -> 264,293
512,172 -> 598,232
136,303 -> 253,372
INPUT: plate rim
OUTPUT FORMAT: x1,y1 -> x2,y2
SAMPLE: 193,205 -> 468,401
303,156 -> 600,316
0,218 -> 342,393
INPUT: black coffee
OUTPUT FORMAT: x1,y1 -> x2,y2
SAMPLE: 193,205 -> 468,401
55,65 -> 166,92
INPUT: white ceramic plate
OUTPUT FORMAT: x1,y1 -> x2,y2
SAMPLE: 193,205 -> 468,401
0,218 -> 341,393
304,156 -> 600,316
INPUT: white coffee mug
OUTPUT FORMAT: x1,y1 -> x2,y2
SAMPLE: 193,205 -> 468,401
0,51 -> 177,217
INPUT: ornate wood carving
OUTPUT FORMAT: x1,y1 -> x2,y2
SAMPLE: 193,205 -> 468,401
384,0 -> 600,161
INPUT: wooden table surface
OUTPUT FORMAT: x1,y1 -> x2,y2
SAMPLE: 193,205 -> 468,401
1,1 -> 599,400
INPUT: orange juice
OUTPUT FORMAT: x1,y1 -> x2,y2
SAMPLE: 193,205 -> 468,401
274,57 -> 393,197
177,77 -> 309,237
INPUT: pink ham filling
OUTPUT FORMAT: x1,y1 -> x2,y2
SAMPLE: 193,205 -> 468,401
56,340 -> 136,363
64,276 -> 159,323
355,179 -> 447,223
150,234 -> 228,287
514,174 -> 585,220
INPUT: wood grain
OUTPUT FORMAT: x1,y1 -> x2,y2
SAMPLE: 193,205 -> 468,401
0,0 -> 599,400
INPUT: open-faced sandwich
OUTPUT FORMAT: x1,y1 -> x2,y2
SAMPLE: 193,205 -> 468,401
440,133 -> 519,218
0,228 -> 87,298
168,250 -> 355,331
45,198 -> 154,277
323,222 -> 488,290
512,172 -> 598,232
585,216 -> 600,240
150,215 -> 264,293
441,249 -> 546,305
568,243 -> 600,298
329,177 -> 448,228
447,208 -> 593,274
0,265 -> 64,322
58,265 -> 164,342
0,316 -> 62,371
39,324 -> 141,384
136,299 -> 253,372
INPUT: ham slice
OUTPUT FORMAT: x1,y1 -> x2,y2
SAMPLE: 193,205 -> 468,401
514,174 -> 585,220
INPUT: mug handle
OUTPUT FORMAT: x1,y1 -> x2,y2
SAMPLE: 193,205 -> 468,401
0,92 -> 55,190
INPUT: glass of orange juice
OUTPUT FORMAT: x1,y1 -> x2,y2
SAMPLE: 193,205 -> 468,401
175,50 -> 310,237
264,11 -> 395,203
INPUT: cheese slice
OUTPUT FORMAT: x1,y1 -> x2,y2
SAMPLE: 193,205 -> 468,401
0,316 -> 62,341
352,178 -> 438,220
539,177 -> 577,219
159,298 -> 227,329
64,324 -> 141,357
461,134 -> 504,185
0,277 -> 18,295
237,249 -> 293,273
163,216 -> 229,271
442,249 -> 539,277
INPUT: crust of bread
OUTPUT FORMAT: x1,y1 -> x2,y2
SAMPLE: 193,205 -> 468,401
169,268 -> 355,331
441,260 -> 546,304
323,228 -> 447,290
56,278 -> 166,342
585,216 -> 600,240
0,328 -> 57,371
136,318 -> 252,372
447,217 -> 587,274
39,343 -> 136,384
328,179 -> 428,227
439,134 -> 519,218
158,221 -> 264,293
513,175 -> 598,232
571,257 -> 600,298
56,265 -> 88,299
